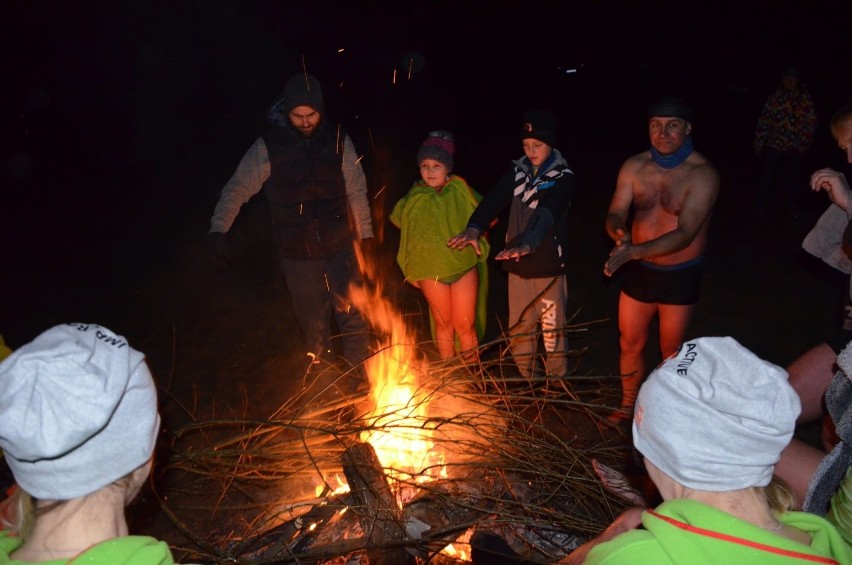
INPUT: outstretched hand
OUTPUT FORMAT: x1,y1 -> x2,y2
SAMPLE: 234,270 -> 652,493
447,227 -> 482,256
495,243 -> 531,262
604,241 -> 637,277
810,168 -> 851,211
557,507 -> 646,564
611,227 -> 631,247
603,227 -> 635,276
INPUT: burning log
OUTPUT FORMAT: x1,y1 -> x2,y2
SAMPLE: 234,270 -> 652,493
341,441 -> 412,564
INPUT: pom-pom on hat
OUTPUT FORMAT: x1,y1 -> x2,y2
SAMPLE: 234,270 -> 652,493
0,323 -> 160,500
648,96 -> 693,123
633,336 -> 800,491
417,130 -> 455,172
520,107 -> 558,147
282,72 -> 325,114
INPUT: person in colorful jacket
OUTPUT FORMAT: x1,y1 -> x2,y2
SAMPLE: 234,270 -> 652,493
753,67 -> 818,221
0,323 -> 175,564
208,73 -> 374,382
447,107 -> 575,378
580,337 -> 851,564
390,130 -> 489,360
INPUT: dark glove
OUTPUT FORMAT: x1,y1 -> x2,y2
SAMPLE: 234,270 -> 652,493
358,236 -> 377,258
207,231 -> 231,267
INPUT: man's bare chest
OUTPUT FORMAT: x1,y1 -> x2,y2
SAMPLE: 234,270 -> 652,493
632,168 -> 690,215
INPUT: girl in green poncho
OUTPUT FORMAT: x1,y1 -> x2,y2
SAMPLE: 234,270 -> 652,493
389,131 -> 489,360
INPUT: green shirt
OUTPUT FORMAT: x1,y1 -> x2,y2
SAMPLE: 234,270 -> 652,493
0,531 -> 175,564
586,499 -> 852,564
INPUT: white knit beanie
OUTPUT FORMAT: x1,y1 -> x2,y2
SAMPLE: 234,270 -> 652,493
0,323 -> 160,500
633,337 -> 800,491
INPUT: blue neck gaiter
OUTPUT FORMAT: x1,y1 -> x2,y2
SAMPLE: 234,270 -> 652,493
650,136 -> 693,169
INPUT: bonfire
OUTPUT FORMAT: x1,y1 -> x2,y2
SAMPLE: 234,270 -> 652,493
153,247 -> 628,563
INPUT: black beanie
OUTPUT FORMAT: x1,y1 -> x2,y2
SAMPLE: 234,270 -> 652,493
648,96 -> 692,122
520,107 -> 558,147
282,73 -> 325,114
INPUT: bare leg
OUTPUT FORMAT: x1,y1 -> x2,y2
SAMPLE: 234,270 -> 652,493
787,342 -> 837,424
657,303 -> 695,360
613,292 -> 658,420
419,280 -> 455,359
449,268 -> 479,360
774,437 -> 826,509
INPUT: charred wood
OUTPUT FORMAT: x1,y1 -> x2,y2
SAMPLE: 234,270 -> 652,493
342,441 -> 412,565
236,492 -> 355,561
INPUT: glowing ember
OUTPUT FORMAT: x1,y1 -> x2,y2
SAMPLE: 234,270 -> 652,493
443,527 -> 474,561
316,474 -> 350,498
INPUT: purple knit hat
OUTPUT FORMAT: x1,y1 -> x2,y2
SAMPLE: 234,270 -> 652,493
416,130 -> 455,172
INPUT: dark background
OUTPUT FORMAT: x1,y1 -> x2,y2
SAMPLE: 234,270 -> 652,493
2,0 -> 852,356
3,0 -> 852,555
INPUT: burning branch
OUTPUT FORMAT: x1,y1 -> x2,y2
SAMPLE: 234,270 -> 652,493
153,327 -> 628,564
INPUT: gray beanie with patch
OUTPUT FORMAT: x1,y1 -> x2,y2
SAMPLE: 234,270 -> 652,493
633,336 -> 800,491
0,323 -> 160,500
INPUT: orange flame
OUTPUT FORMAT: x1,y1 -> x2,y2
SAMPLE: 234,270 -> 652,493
345,245 -> 474,560
347,273 -> 443,488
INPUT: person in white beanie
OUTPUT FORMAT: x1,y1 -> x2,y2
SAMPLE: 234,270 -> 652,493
0,323 -> 175,563
576,337 -> 851,564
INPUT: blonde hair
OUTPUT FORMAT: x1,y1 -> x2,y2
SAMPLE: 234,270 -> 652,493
0,471 -> 141,540
763,475 -> 798,514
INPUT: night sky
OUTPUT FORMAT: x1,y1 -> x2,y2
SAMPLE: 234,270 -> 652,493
2,0 -> 851,342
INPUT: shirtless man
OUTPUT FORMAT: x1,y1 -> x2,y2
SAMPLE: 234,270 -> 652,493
604,97 -> 719,422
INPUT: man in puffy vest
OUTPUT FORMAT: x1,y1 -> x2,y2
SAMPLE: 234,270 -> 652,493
209,73 -> 373,383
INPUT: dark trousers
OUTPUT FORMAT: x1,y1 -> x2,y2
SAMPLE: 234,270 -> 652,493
281,244 -> 370,367
755,146 -> 804,219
